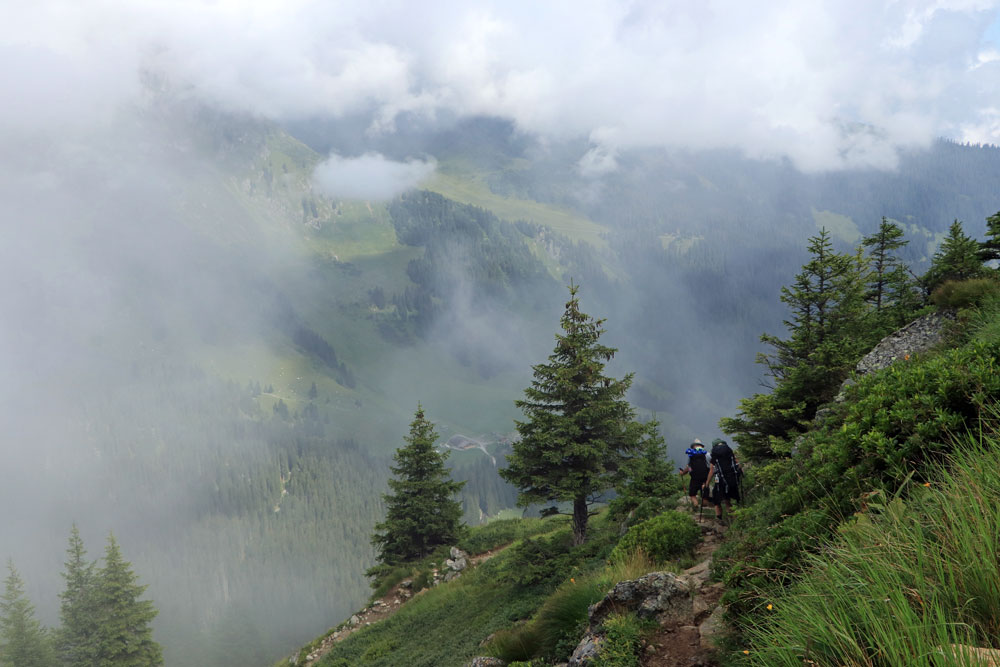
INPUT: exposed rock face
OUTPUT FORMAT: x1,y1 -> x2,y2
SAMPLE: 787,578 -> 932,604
813,310 -> 956,426
587,571 -> 693,629
854,310 -> 955,377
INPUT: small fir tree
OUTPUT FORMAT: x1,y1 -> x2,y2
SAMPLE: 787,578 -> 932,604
861,217 -> 919,330
923,219 -> 988,293
501,284 -> 645,545
93,534 -> 163,667
369,406 -> 466,571
0,561 -> 56,667
608,418 -> 674,522
58,525 -> 97,667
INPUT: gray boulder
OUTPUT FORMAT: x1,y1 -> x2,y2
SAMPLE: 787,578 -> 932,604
588,571 -> 692,629
568,633 -> 603,666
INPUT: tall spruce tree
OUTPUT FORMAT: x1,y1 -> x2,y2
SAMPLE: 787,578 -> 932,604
722,229 -> 867,459
92,534 -> 162,667
923,219 -> 988,293
58,524 -> 97,667
861,217 -> 919,330
369,406 -> 465,572
501,284 -> 644,545
0,561 -> 55,667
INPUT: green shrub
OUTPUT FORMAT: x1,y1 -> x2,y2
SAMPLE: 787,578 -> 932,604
716,328 -> 1000,636
610,512 -> 700,563
458,516 -> 561,554
930,278 -> 1000,309
502,532 -> 575,588
594,613 -> 643,667
618,497 -> 673,529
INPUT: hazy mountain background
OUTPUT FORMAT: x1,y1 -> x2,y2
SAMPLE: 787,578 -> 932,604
3,1 -> 1000,665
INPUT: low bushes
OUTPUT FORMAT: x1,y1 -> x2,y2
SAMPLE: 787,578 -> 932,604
930,277 -> 1000,309
610,511 -> 700,564
716,336 -> 1000,616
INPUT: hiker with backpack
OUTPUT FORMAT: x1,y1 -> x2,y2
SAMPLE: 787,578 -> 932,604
707,438 -> 741,521
678,438 -> 710,512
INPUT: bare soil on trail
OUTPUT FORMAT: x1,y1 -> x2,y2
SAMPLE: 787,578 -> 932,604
638,506 -> 730,667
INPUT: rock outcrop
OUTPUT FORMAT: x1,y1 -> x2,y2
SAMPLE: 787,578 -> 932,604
853,310 -> 955,378
813,309 -> 956,426
587,571 -> 693,630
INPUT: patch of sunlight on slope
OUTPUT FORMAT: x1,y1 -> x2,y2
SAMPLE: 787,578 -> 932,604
905,221 -> 947,263
812,208 -> 860,244
426,171 -> 608,248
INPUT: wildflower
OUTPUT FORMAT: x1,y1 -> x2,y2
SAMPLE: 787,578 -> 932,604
570,578 -> 575,583
743,649 -> 750,655
904,354 -> 911,361
923,482 -> 931,487
766,604 -> 773,610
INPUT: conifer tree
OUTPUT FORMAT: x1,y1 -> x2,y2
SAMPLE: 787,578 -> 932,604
92,534 -> 162,667
722,229 -> 868,459
977,210 -> 1000,262
0,561 -> 55,667
861,217 -> 919,330
369,406 -> 465,571
923,219 -> 987,293
608,418 -> 674,521
58,524 -> 97,667
501,284 -> 644,545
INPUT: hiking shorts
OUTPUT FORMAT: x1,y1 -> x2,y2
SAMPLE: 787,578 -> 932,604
712,479 -> 740,503
688,474 -> 708,497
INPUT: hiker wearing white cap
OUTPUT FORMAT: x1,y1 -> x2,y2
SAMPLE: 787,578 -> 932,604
678,439 -> 709,510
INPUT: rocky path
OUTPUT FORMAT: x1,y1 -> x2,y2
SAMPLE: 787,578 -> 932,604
640,516 -> 728,667
565,505 -> 730,667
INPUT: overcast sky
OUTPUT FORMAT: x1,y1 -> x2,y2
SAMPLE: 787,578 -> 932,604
2,0 -> 999,172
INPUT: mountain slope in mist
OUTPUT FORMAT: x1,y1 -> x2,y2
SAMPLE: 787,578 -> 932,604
4,100 -> 1000,667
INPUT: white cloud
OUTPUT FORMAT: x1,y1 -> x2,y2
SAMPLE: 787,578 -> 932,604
2,0 -> 1000,170
312,152 -> 436,200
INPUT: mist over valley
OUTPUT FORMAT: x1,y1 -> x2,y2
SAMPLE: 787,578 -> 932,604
3,2 -> 1000,665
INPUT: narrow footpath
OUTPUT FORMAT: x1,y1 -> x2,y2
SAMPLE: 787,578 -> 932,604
641,504 -> 728,667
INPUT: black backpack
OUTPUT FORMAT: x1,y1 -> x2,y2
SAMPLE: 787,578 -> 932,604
711,442 -> 740,489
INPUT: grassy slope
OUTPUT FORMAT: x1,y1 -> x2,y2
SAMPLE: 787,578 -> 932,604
176,128 -> 547,453
304,510 -> 671,667
426,161 -> 608,248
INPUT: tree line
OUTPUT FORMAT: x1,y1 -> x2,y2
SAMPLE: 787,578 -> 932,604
722,212 -> 1000,460
1,527 -> 159,666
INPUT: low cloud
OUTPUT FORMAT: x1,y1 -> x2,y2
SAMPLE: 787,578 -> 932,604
3,1 -> 999,171
312,152 -> 436,200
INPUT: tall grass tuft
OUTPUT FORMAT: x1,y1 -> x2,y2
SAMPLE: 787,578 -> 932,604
489,549 -> 658,663
741,429 -> 1000,666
